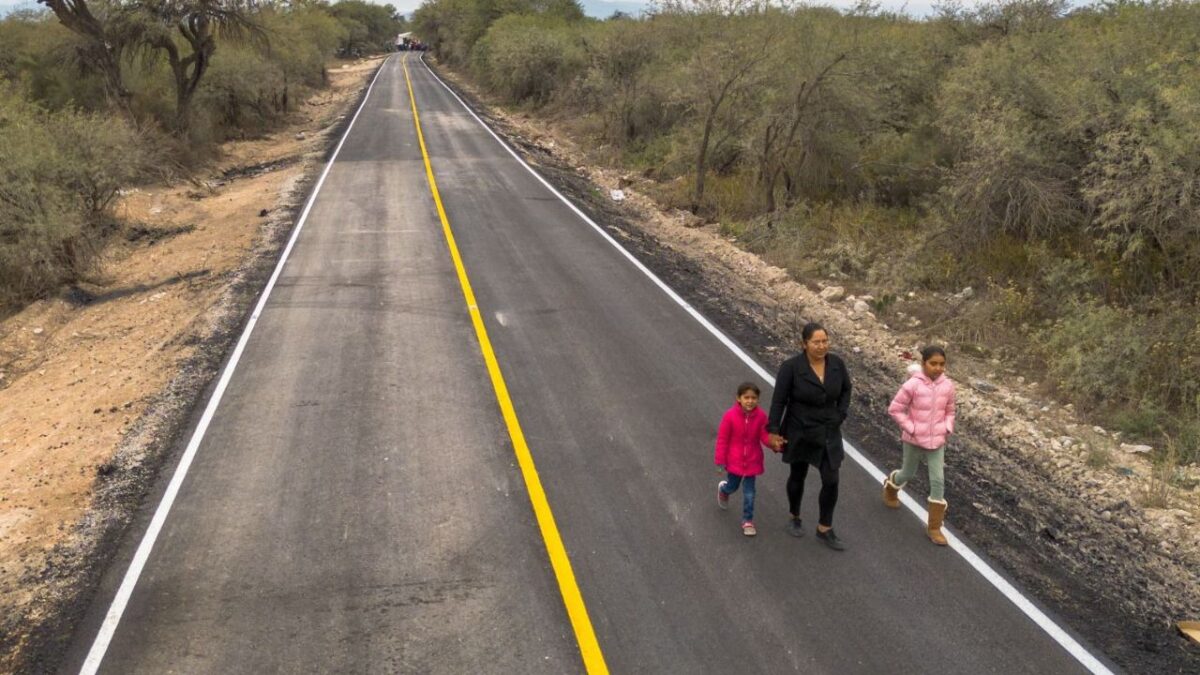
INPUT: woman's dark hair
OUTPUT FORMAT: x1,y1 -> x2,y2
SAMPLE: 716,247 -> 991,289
921,345 -> 946,362
801,322 -> 827,343
737,382 -> 760,397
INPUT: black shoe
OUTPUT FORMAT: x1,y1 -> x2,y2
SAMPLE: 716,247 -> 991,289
786,518 -> 805,537
816,528 -> 846,551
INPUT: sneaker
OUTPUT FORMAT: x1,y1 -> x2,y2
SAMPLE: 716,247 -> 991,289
717,481 -> 729,510
816,528 -> 846,551
742,521 -> 757,536
786,518 -> 804,537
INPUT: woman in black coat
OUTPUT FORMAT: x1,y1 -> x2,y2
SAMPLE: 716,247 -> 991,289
767,322 -> 852,551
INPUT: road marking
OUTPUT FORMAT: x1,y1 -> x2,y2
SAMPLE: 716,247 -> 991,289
402,57 -> 610,675
78,56 -> 394,675
416,55 -> 1115,675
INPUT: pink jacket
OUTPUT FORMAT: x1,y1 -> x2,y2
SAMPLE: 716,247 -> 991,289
714,404 -> 770,477
888,371 -> 957,450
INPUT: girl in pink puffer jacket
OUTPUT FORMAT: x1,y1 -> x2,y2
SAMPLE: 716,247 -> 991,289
714,382 -> 775,537
882,346 -> 957,545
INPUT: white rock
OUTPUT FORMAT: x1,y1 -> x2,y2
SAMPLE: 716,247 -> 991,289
609,189 -> 625,201
764,268 -> 789,286
853,300 -> 870,314
971,378 -> 998,393
32,327 -> 44,335
1120,443 -> 1153,455
819,286 -> 845,302
1092,426 -> 1107,436
959,286 -> 975,300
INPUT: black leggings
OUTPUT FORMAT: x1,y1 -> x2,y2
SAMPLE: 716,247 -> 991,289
787,453 -> 840,527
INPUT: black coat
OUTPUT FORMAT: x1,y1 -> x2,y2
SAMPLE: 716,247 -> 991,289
767,352 -> 852,468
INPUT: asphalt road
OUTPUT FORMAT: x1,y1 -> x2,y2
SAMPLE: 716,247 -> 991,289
61,55 -> 1110,674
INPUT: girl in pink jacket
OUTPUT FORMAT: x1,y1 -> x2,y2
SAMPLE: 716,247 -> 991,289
882,346 -> 957,545
715,382 -> 774,536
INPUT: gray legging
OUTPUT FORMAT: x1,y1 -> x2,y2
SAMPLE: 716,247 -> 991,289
894,442 -> 945,500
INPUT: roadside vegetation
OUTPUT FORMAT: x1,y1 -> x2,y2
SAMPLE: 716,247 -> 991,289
0,0 -> 405,308
414,0 -> 1200,466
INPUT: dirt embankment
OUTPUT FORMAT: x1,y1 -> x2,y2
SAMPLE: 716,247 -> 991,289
0,57 -> 384,674
423,59 -> 1200,674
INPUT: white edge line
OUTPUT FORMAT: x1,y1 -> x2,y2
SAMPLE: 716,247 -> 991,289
417,54 -> 1114,675
78,55 -> 394,675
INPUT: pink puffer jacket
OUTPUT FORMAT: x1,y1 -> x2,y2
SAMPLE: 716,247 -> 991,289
714,404 -> 770,477
888,371 -> 956,450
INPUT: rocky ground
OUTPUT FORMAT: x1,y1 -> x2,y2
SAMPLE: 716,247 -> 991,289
0,57 -> 384,674
423,59 -> 1200,674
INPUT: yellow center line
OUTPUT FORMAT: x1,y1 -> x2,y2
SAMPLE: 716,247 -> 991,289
401,56 -> 610,675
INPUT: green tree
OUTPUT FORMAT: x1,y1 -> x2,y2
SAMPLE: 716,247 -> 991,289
119,0 -> 264,135
329,0 -> 405,52
0,84 -> 147,304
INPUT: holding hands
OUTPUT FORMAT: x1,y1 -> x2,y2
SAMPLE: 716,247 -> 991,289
768,433 -> 786,453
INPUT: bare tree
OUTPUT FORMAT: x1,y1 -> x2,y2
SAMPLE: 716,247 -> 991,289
123,0 -> 263,134
754,50 -> 846,211
38,0 -> 132,111
662,1 -> 779,213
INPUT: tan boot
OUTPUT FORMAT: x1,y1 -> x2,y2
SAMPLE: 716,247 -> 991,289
882,471 -> 904,509
927,498 -> 948,546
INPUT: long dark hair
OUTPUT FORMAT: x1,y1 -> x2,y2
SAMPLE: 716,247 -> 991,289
920,345 -> 946,362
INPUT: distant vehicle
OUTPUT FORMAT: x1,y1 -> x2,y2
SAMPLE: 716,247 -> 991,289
395,32 -> 428,52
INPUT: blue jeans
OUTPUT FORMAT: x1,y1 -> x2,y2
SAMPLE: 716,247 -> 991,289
721,473 -> 757,522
